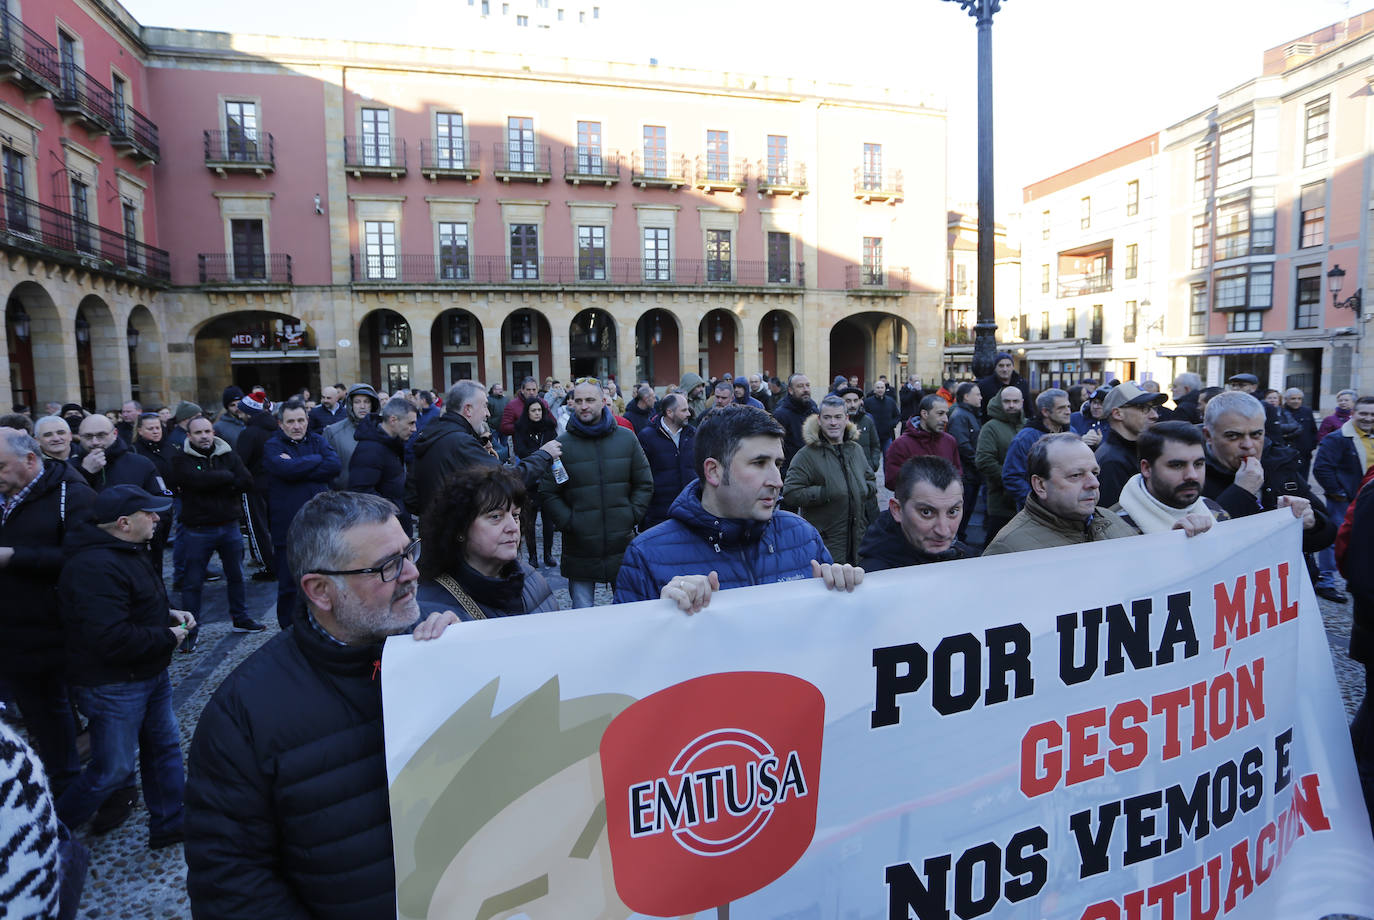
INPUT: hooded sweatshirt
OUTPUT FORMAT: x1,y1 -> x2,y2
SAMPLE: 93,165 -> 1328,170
324,384 -> 380,490
974,390 -> 1025,520
679,372 -> 708,424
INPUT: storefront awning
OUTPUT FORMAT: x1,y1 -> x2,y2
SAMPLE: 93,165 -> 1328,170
1154,343 -> 1274,357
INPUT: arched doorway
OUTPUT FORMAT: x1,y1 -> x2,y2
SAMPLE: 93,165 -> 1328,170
500,309 -> 552,389
829,311 -> 914,392
570,308 -> 617,382
361,309 -> 413,393
758,310 -> 797,381
698,309 -> 738,379
634,308 -> 680,386
194,310 -> 319,409
127,305 -> 164,408
76,295 -> 118,411
5,282 -> 63,410
431,308 -> 485,390
6,293 -> 36,409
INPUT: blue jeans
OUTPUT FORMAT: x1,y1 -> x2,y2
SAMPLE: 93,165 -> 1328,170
0,671 -> 80,794
171,498 -> 187,583
569,579 -> 597,609
182,522 -> 246,621
57,673 -> 184,838
1318,497 -> 1349,584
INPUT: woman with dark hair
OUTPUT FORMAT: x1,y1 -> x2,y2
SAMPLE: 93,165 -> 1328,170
416,466 -> 559,620
511,398 -> 558,567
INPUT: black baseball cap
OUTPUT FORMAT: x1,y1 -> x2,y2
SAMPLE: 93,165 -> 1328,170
94,484 -> 172,524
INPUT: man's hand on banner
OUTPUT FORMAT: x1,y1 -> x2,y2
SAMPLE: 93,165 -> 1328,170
411,609 -> 460,640
1277,494 -> 1316,530
1171,513 -> 1215,537
662,571 -> 720,614
812,560 -> 864,592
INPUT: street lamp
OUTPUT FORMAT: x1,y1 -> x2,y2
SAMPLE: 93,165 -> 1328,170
942,0 -> 1006,378
1328,264 -> 1362,316
74,314 -> 89,346
9,303 -> 29,341
126,321 -> 139,351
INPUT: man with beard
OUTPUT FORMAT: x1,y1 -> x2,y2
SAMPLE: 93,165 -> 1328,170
1112,421 -> 1227,533
185,492 -> 459,919
839,385 -> 881,472
307,386 -> 344,434
884,394 -> 962,491
213,387 -> 246,450
1002,389 -> 1072,511
976,353 -> 1030,422
858,456 -> 974,571
772,373 -> 818,474
1094,382 -> 1167,508
974,387 -> 1024,542
115,400 -> 142,446
231,390 -> 279,582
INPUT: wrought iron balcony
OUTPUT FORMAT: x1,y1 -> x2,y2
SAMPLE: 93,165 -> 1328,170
844,265 -> 910,293
110,103 -> 159,163
419,140 -> 481,180
631,152 -> 689,189
0,192 -> 169,283
204,130 -> 274,176
349,253 -> 805,288
0,12 -> 59,96
693,157 -> 748,194
1057,273 -> 1112,298
562,148 -> 621,186
54,62 -> 120,137
756,162 -> 808,197
343,136 -> 406,178
493,144 -> 553,182
198,252 -> 292,285
853,168 -> 903,203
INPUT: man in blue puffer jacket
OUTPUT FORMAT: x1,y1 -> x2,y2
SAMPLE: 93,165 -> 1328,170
615,406 -> 862,607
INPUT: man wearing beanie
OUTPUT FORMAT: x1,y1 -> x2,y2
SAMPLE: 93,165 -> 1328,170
214,386 -> 246,450
976,352 -> 1030,422
231,390 -> 279,581
324,383 -> 380,491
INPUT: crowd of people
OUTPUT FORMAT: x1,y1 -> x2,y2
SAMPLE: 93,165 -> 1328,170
0,356 -> 1370,918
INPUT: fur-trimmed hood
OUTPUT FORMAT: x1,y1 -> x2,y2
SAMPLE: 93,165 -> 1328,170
802,412 -> 859,446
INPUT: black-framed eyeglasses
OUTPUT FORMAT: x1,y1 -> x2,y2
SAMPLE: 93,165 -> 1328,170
309,539 -> 421,583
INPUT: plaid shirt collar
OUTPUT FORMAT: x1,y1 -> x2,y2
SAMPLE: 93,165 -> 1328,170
304,605 -> 350,648
0,467 -> 44,525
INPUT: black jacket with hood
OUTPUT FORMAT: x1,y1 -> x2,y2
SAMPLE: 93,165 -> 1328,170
172,435 -> 253,528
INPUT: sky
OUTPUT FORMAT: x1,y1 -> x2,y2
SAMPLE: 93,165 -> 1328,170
123,0 -> 1362,216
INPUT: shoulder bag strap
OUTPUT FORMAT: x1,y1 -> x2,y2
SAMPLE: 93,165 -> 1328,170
434,574 -> 487,621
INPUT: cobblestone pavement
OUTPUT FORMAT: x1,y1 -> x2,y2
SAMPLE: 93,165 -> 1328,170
42,502 -> 1372,919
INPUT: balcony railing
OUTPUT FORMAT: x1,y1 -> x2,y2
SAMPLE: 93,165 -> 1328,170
0,12 -> 60,95
350,253 -> 805,288
844,265 -> 910,292
631,152 -> 689,189
693,157 -> 748,193
493,144 -> 553,181
853,168 -> 903,202
198,252 -> 293,284
756,162 -> 808,196
0,192 -> 169,282
54,61 -> 117,136
1057,273 -> 1112,298
110,103 -> 159,163
204,130 -> 275,174
944,327 -> 972,346
562,147 -> 621,185
343,136 -> 407,177
419,140 -> 481,179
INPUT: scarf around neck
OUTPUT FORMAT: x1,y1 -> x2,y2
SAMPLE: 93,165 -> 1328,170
1116,473 -> 1216,534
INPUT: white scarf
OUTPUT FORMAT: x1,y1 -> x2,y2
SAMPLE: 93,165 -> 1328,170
1115,473 -> 1216,534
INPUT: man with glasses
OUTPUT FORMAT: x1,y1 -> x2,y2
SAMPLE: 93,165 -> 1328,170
1094,382 -> 1167,508
186,492 -> 458,918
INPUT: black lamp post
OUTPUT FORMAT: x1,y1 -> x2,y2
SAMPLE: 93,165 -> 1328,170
1328,264 -> 1362,316
942,0 -> 1005,378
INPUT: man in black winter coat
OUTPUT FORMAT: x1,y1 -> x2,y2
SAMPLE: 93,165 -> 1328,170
1094,382 -> 1166,508
56,485 -> 195,849
976,353 -> 1031,422
772,373 -> 818,473
946,383 -> 983,543
71,414 -> 166,497
349,397 -> 417,536
186,491 -> 458,920
0,429 -> 96,793
858,456 -> 974,571
131,412 -> 175,571
623,384 -> 655,434
864,379 -> 901,454
231,393 -> 279,579
638,392 -> 696,529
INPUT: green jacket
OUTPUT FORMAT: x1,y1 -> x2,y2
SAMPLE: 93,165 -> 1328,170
782,415 -> 877,565
851,409 -> 882,473
539,410 -> 654,583
975,390 -> 1024,519
982,493 -> 1140,555
680,372 -> 709,425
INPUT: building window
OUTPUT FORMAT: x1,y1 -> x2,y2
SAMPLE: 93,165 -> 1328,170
1252,188 -> 1275,254
1299,182 -> 1325,248
58,31 -> 76,96
1214,263 -> 1273,316
364,220 -> 396,279
1126,180 -> 1139,217
1227,311 -> 1263,333
111,74 -> 127,134
577,225 -> 606,280
955,263 -> 968,295
557,7 -> 563,18
1125,243 -> 1138,280
225,101 -> 260,161
576,120 -> 602,173
1041,209 -> 1050,240
862,236 -> 883,285
767,135 -> 788,183
862,143 -> 882,190
1123,300 -> 1138,343
1193,145 -> 1213,202
1090,304 -> 1104,344
507,116 -> 535,171
361,108 -> 392,166
1216,116 -> 1253,188
516,14 -> 528,25
767,231 -> 791,283
642,125 -> 666,178
1191,213 -> 1210,269
231,219 -> 266,279
1064,307 -> 1076,338
509,223 -> 538,279
70,178 -> 90,249
435,112 -> 465,168
1190,282 -> 1208,335
2,147 -> 25,232
1304,97 -> 1330,169
1215,193 -> 1252,261
502,2 -> 509,12
1040,311 -> 1050,341
643,227 -> 670,281
1040,263 -> 1050,294
1295,263 -> 1322,329
481,0 -> 489,12
705,229 -> 731,281
1080,196 -> 1091,230
438,222 -> 469,280
706,130 -> 729,181
122,201 -> 140,268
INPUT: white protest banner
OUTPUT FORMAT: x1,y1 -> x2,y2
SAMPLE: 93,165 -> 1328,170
382,511 -> 1374,919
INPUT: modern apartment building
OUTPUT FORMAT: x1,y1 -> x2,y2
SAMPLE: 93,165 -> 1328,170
1,0 -> 946,412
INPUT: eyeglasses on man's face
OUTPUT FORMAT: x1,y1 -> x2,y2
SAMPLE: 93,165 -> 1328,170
310,539 -> 421,583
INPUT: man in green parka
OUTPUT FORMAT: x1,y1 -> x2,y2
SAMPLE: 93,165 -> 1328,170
974,386 -> 1025,543
782,395 -> 877,565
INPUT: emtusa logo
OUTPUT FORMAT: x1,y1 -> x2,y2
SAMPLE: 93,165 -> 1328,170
600,672 -> 824,915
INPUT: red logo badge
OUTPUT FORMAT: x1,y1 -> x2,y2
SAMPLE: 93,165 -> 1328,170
600,671 -> 825,914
